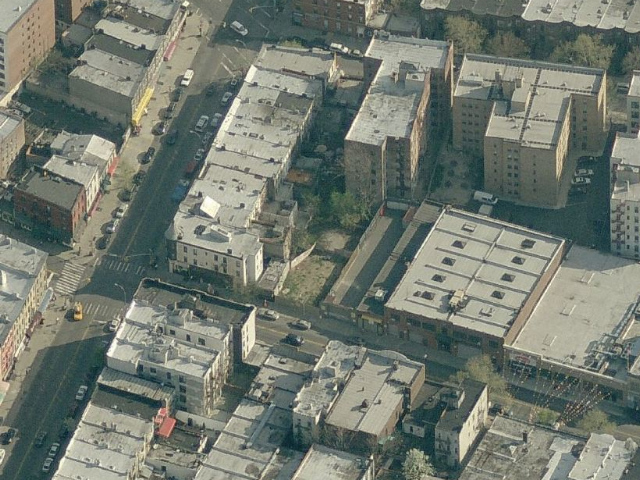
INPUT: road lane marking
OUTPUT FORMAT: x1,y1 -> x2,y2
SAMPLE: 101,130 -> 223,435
220,51 -> 237,68
221,62 -> 234,76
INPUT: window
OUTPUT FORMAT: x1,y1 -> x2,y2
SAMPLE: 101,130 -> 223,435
166,372 -> 172,380
198,337 -> 205,346
186,334 -> 191,342
179,385 -> 187,393
491,290 -> 505,299
422,322 -> 436,332
414,290 -> 434,300
150,367 -> 157,374
169,329 -> 176,335
179,375 -> 185,383
183,246 -> 188,253
179,395 -> 187,403
501,273 -> 515,282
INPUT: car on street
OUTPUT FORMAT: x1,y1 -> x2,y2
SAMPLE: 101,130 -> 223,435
345,335 -> 365,346
571,176 -> 591,186
194,149 -> 205,162
284,333 -> 304,347
35,431 -> 48,448
73,302 -> 83,321
173,87 -> 183,102
221,91 -> 233,106
42,457 -> 54,473
194,115 -> 209,133
202,132 -> 213,145
258,308 -> 279,320
106,219 -> 120,234
166,129 -> 179,145
575,168 -> 594,177
75,385 -> 89,402
180,68 -> 195,87
0,428 -> 16,445
206,84 -> 216,96
119,188 -> 133,202
171,183 -> 189,202
115,203 -> 129,218
153,121 -> 167,135
292,319 -> 311,330
164,101 -> 177,119
48,442 -> 61,458
142,146 -> 155,164
211,113 -> 223,129
107,319 -> 120,333
230,20 -> 248,36
230,77 -> 239,90
133,170 -> 147,185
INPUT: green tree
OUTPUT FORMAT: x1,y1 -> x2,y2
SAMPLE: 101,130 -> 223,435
622,47 -> 640,75
444,17 -> 488,55
534,407 -> 560,426
403,448 -> 435,480
485,32 -> 530,59
550,34 -> 614,70
329,192 -> 368,231
576,408 -> 616,434
453,355 -> 511,400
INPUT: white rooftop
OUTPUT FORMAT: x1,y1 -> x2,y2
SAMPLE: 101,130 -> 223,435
364,35 -> 450,72
256,44 -> 335,80
52,403 -> 152,480
630,71 -> 640,98
70,49 -> 144,98
293,444 -> 372,480
51,131 -> 116,167
386,207 -> 565,338
122,0 -> 180,20
95,17 -> 162,50
0,111 -> 22,141
0,0 -> 40,33
0,235 -> 47,348
44,155 -> 99,190
511,246 -> 640,372
456,54 -> 603,149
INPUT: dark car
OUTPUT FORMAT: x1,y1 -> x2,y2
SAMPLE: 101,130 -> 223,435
35,431 -> 48,447
153,121 -> 167,135
164,102 -> 177,119
284,333 -> 304,347
96,235 -> 111,250
206,84 -> 216,96
142,146 -> 155,164
133,170 -> 147,185
173,87 -> 183,102
346,336 -> 365,346
119,188 -> 133,202
166,129 -> 179,145
1,428 -> 16,444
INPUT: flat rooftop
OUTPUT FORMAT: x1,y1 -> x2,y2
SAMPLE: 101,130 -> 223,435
460,416 -> 635,480
0,110 -> 22,140
456,54 -> 604,149
630,71 -> 640,98
43,155 -> 98,190
95,17 -> 162,50
256,44 -> 335,81
51,131 -> 116,166
511,246 -> 640,372
70,49 -> 144,98
386,207 -> 565,338
611,132 -> 640,167
0,0 -> 40,33
293,444 -> 372,480
119,0 -> 181,21
18,170 -> 83,210
364,34 -> 450,72
97,367 -> 174,404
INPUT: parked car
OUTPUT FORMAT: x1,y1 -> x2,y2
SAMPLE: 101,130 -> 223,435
258,308 -> 279,320
346,336 -> 365,346
230,77 -> 239,90
206,83 -> 216,97
166,129 -> 179,145
106,219 -> 120,234
173,87 -> 183,102
119,188 -> 133,202
571,176 -> 591,186
42,457 -> 54,473
153,121 -> 167,135
115,203 -> 129,218
211,113 -> 223,129
75,385 -> 88,402
221,91 -> 233,106
164,101 -> 177,119
194,149 -> 205,162
292,319 -> 311,330
48,442 -> 61,458
35,431 -> 48,448
133,170 -> 147,185
284,333 -> 304,347
230,20 -> 248,36
142,146 -> 155,164
0,428 -> 15,445
107,319 -> 120,333
575,168 -> 594,177
194,115 -> 210,133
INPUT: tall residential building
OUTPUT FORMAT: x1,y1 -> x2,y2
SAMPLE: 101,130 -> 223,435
628,71 -> 640,135
0,0 -> 55,97
453,54 -> 606,208
345,34 -> 453,205
0,109 -> 25,178
292,0 -> 377,37
609,132 -> 640,258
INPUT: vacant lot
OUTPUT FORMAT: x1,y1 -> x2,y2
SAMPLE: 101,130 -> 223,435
281,255 -> 340,305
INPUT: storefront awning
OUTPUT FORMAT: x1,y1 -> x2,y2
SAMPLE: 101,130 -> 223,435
131,87 -> 154,127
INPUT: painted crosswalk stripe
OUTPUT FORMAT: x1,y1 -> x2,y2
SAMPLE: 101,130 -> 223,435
54,262 -> 85,296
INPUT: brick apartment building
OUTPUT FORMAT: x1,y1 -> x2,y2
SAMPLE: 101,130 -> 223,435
54,0 -> 93,31
292,0 -> 376,36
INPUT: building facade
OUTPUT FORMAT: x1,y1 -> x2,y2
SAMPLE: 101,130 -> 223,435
610,133 -> 640,258
0,110 -> 25,178
628,72 -> 640,136
292,0 -> 376,37
454,54 -> 606,207
54,0 -> 92,31
0,0 -> 55,97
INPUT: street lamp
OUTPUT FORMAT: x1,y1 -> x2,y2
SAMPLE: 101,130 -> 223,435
114,283 -> 127,305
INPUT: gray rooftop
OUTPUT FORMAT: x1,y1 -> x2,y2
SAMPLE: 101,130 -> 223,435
293,444 -> 372,480
0,110 -> 22,141
95,17 -> 162,51
457,54 -> 604,149
51,131 -> 116,166
511,246 -> 640,373
460,416 -> 636,480
18,170 -> 83,210
97,367 -> 175,403
364,35 -> 450,71
630,71 -> 640,98
386,207 -> 565,338
43,155 -> 98,190
119,0 -> 181,21
611,133 -> 640,202
256,44 -> 335,81
611,132 -> 640,167
421,0 -> 640,34
0,0 -> 40,33
70,49 -> 144,98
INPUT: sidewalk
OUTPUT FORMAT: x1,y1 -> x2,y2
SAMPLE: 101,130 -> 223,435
0,13 -> 206,430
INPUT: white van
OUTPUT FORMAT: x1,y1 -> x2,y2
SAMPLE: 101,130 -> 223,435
180,69 -> 194,87
230,21 -> 248,36
329,42 -> 350,55
473,190 -> 499,205
194,115 -> 209,132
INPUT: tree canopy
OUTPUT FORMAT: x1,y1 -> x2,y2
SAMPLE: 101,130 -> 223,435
576,408 -> 615,434
485,32 -> 530,59
550,34 -> 614,70
403,448 -> 435,480
444,17 -> 487,55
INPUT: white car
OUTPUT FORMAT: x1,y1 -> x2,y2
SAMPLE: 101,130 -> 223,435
48,442 -> 61,458
194,149 -> 205,162
107,319 -> 120,333
230,21 -> 248,36
75,385 -> 88,401
292,319 -> 311,330
575,168 -> 594,177
258,308 -> 279,320
106,219 -> 120,234
115,204 -> 129,218
571,176 -> 591,186
42,457 -> 54,472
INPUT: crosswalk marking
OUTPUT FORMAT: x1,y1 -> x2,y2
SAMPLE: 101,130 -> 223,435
101,258 -> 146,276
54,262 -> 86,296
84,302 -> 120,319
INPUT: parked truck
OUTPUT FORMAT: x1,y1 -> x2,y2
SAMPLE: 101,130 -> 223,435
473,191 -> 499,205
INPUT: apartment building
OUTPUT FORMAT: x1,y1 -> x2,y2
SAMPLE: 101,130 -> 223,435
610,132 -> 640,258
106,299 -> 232,416
628,72 -> 640,135
0,235 -> 47,380
454,54 -> 606,207
54,0 -> 92,31
345,34 -> 452,205
292,445 -> 375,480
292,0 -> 376,37
0,110 -> 25,179
0,0 -> 55,98
385,207 -> 566,362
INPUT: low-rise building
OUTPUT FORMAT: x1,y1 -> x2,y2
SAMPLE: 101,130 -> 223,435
345,34 -> 452,205
292,444 -> 375,480
0,110 -> 25,179
459,416 -> 638,480
14,170 -> 87,245
106,299 -> 231,416
628,72 -> 640,135
0,235 -> 47,380
293,341 -> 425,453
385,206 -> 566,362
454,54 -> 606,208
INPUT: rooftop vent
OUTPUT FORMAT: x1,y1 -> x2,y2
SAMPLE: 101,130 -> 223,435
521,239 -> 536,249
491,290 -> 505,299
512,256 -> 525,265
452,240 -> 466,249
501,273 -> 515,282
432,274 -> 446,283
442,257 -> 456,266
